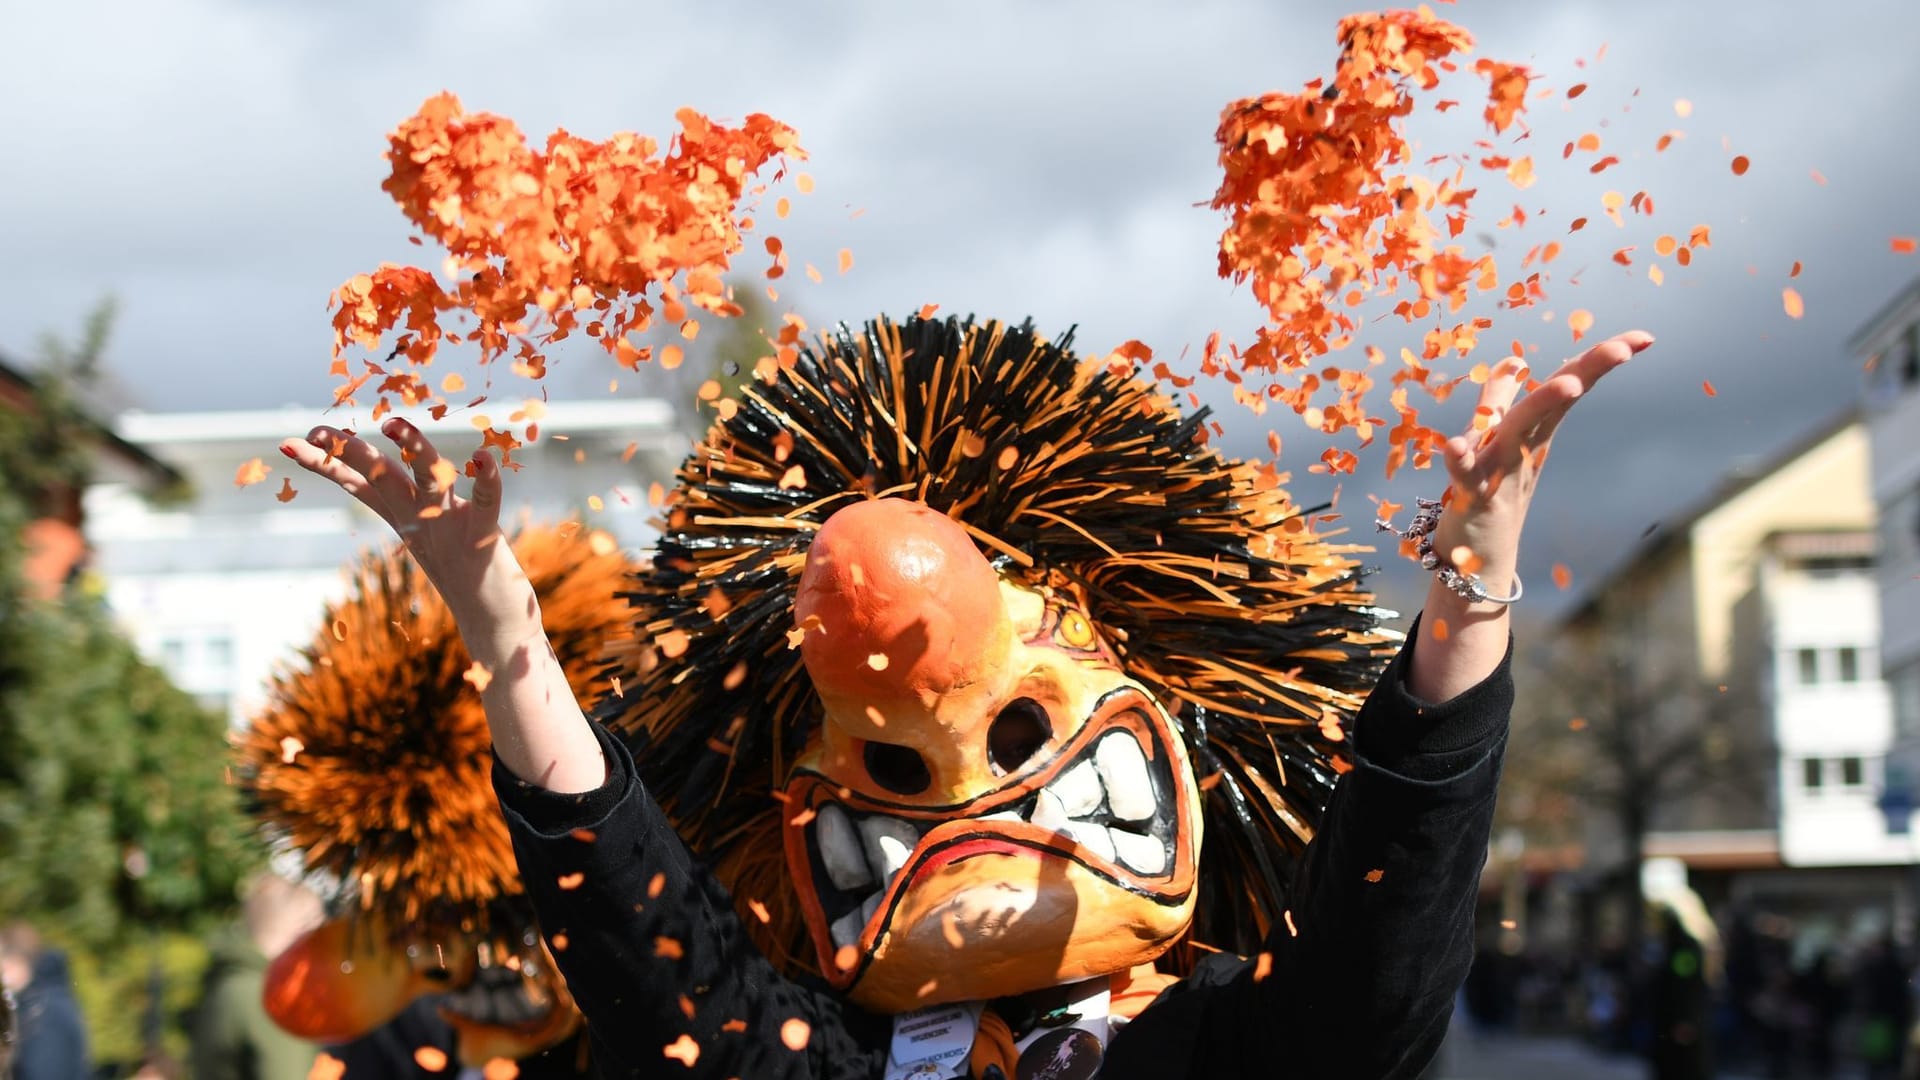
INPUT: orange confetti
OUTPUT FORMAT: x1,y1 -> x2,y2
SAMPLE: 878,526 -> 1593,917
1432,618 -> 1450,642
781,1018 -> 812,1051
1731,155 -> 1750,176
1253,952 -> 1274,981
1674,98 -> 1693,117
778,464 -> 805,490
1893,237 -> 1917,254
1782,287 -> 1804,319
235,458 -> 270,487
557,872 -> 584,890
995,446 -> 1019,471
834,943 -> 860,972
1365,868 -> 1385,883
747,898 -> 771,923
662,1035 -> 700,1067
309,1055 -> 347,1080
1568,309 -> 1594,342
837,248 -> 854,274
655,936 -> 684,960
276,478 -> 299,503
1703,380 -> 1718,397
1283,909 -> 1299,937
1552,563 -> 1572,591
1790,260 -> 1803,279
463,662 -> 493,693
482,1061 -> 520,1080
660,345 -> 684,370
413,1047 -> 449,1072
657,628 -> 690,659
867,652 -> 890,671
1569,717 -> 1589,731
280,736 -> 304,764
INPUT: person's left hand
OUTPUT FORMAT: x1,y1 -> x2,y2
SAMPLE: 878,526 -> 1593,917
1424,329 -> 1656,598
1404,328 -> 1654,701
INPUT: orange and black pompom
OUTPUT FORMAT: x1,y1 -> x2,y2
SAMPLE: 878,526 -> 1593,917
234,524 -> 636,932
604,314 -> 1397,970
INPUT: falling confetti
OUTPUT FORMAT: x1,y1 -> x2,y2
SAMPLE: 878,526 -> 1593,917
235,458 -> 270,487
780,1018 -> 812,1052
662,1035 -> 700,1067
326,93 -> 806,428
1782,288 -> 1805,319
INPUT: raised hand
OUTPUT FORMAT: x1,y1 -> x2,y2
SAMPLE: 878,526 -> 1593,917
279,419 -> 534,639
280,419 -> 603,791
1407,329 -> 1655,700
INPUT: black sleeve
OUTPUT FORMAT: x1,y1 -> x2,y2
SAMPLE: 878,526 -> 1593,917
492,721 -> 891,1080
1105,612 -> 1510,1080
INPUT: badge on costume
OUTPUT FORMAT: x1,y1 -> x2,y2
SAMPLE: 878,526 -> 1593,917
1009,977 -> 1110,1080
885,1001 -> 984,1080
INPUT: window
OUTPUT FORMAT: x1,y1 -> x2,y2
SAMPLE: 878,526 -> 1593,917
1798,649 -> 1821,685
205,636 -> 234,672
1838,647 -> 1861,683
1841,757 -> 1865,788
1803,758 -> 1824,792
160,638 -> 187,672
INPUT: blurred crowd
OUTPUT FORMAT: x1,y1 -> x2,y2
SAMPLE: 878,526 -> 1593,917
1460,907 -> 1920,1078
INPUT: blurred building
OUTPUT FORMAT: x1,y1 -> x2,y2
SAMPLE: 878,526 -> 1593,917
86,401 -> 683,725
1559,412 -> 1903,942
0,351 -> 182,597
1851,278 -> 1920,830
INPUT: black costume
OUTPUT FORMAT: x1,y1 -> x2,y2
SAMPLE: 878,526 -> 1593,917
496,617 -> 1510,1079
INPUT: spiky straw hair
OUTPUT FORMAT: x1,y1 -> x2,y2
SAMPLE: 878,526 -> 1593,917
235,524 -> 637,930
602,314 -> 1397,972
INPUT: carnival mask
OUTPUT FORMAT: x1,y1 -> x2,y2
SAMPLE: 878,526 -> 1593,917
783,499 -> 1203,1010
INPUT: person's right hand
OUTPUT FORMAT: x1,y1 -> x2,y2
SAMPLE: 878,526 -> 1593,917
279,419 -> 537,645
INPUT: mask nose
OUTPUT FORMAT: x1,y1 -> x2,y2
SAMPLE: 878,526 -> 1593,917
795,499 -> 1013,766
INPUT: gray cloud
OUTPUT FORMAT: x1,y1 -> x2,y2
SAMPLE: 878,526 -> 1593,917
2,0 -> 1915,617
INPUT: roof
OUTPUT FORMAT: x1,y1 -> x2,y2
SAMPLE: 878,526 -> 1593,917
1559,405 -> 1862,628
115,398 -> 680,446
1846,273 -> 1920,356
0,351 -> 184,491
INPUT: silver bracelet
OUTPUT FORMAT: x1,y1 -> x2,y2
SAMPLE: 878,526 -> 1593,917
1375,497 -> 1524,605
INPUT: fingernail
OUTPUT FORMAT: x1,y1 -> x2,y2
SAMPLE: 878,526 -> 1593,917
278,444 -> 298,459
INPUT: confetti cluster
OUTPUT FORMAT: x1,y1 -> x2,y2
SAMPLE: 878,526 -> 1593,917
328,92 -> 805,451
1202,7 -> 1746,480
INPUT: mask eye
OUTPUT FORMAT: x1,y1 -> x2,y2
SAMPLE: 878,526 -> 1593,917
864,739 -> 931,795
987,697 -> 1053,776
1055,609 -> 1097,650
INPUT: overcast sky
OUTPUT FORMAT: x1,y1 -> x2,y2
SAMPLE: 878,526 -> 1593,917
3,0 -> 1916,618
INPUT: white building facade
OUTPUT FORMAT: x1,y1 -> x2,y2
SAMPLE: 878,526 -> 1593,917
87,401 -> 685,726
1763,529 -> 1904,866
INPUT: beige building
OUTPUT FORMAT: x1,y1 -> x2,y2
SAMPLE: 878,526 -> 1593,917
1557,412 -> 1902,938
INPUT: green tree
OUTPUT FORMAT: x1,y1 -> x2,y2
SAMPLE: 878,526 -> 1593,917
0,301 -> 258,1065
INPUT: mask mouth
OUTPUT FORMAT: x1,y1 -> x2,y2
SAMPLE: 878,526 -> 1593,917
790,687 -> 1187,970
432,950 -> 561,1032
